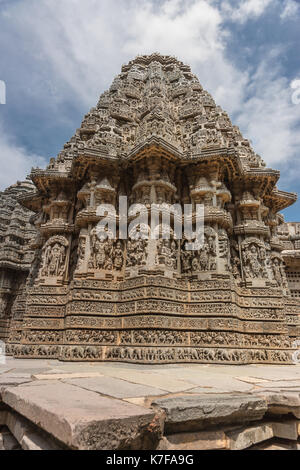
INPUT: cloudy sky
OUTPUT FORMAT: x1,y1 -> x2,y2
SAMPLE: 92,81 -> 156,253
0,0 -> 299,220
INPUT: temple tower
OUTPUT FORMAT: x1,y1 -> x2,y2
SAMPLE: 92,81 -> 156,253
6,54 -> 300,363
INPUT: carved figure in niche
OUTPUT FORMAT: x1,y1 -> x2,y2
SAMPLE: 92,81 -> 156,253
49,244 -> 65,276
231,256 -> 241,279
89,231 -> 114,271
76,237 -> 86,270
126,238 -> 148,267
181,242 -> 192,274
156,238 -> 178,270
271,256 -> 288,288
113,241 -> 124,271
0,297 -> 7,318
244,244 -> 261,278
40,236 -> 68,278
199,243 -> 209,270
27,248 -> 42,287
198,228 -> 216,271
191,256 -> 200,272
218,229 -> 229,258
241,239 -> 267,279
95,241 -> 107,269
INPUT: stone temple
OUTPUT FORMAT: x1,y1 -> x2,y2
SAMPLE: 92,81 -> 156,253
1,53 -> 300,364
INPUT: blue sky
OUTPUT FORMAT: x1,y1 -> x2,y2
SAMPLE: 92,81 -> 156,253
0,0 -> 299,221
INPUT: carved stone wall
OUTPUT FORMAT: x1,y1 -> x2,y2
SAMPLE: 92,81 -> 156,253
3,54 -> 300,363
279,222 -> 300,300
0,180 -> 36,341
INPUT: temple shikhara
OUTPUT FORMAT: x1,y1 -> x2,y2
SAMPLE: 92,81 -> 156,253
1,53 -> 300,364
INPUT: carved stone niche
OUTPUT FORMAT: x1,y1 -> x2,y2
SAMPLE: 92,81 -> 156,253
78,175 -> 117,210
130,157 -> 177,206
38,235 -> 69,284
74,230 -> 88,274
155,226 -> 179,275
0,295 -> 8,318
181,226 -> 217,279
241,237 -> 269,285
270,254 -> 288,290
87,227 -> 125,280
125,224 -> 149,277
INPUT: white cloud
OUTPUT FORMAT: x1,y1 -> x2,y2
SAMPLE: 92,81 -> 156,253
0,0 -> 246,111
235,50 -> 300,175
0,0 -> 299,190
0,121 -> 45,189
280,0 -> 300,19
222,0 -> 273,23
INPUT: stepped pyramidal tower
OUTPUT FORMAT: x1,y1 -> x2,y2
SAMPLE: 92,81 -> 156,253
3,53 -> 300,364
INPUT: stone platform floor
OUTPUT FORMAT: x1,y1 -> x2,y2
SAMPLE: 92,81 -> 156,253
2,358 -> 300,450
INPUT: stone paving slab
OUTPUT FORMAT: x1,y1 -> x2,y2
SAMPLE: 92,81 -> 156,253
255,380 -> 300,389
0,377 -> 33,390
32,372 -> 105,381
145,368 -> 255,391
63,376 -> 167,399
90,369 -> 197,393
1,359 -> 300,450
1,381 -> 161,450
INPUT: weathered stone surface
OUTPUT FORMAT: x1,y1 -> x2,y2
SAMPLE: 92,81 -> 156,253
157,431 -> 228,450
0,410 -> 7,425
152,394 -> 267,433
2,382 -> 162,450
91,369 -> 195,393
279,222 -> 300,299
226,424 -> 274,450
272,421 -> 299,440
252,438 -> 300,450
5,410 -> 62,450
260,391 -> 300,418
0,429 -> 20,450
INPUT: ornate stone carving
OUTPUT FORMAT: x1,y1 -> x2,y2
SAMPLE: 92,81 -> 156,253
40,236 -> 68,278
1,53 -> 299,364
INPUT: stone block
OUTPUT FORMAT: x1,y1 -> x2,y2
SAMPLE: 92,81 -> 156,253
5,410 -> 61,450
2,382 -> 162,450
251,439 -> 299,450
152,394 -> 267,433
157,431 -> 228,450
260,391 -> 300,418
0,410 -> 7,425
272,421 -> 298,440
0,430 -> 20,450
226,424 -> 274,450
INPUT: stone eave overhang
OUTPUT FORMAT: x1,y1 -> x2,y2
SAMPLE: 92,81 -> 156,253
30,168 -> 75,193
265,189 -> 297,211
282,250 -> 300,265
125,136 -> 183,164
70,148 -> 119,180
182,147 -> 243,176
